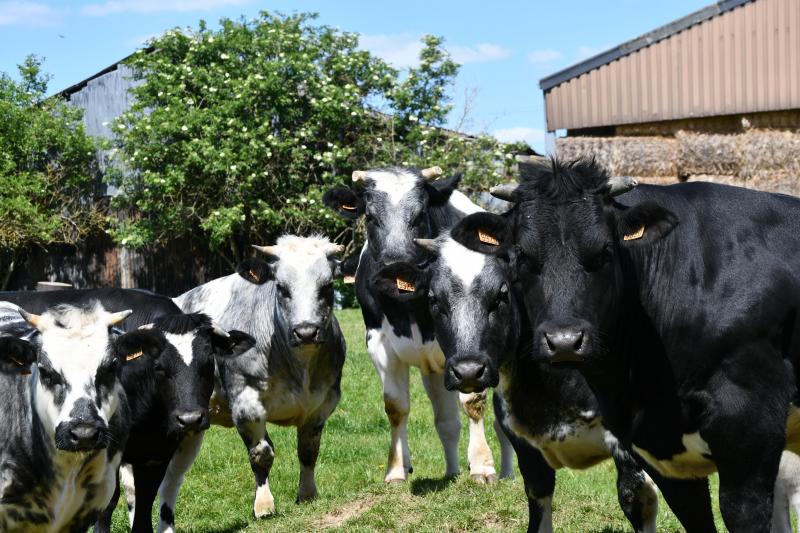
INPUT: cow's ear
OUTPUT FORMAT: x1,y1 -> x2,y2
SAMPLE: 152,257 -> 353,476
0,337 -> 38,375
115,329 -> 167,364
616,202 -> 678,248
323,187 -> 364,220
425,174 -> 463,206
370,262 -> 430,302
450,212 -> 511,255
212,330 -> 255,358
236,258 -> 273,285
335,253 -> 360,283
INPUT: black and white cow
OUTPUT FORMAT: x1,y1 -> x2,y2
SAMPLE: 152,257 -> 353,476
0,288 -> 254,533
169,235 -> 346,518
468,156 -> 800,532
0,301 -> 136,532
323,166 -> 513,484
378,227 -> 665,532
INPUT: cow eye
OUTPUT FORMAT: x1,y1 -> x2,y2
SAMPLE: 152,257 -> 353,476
365,213 -> 380,227
320,282 -> 334,301
39,366 -> 64,388
489,283 -> 509,312
277,284 -> 291,299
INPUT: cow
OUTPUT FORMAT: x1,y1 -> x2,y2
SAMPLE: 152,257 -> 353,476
465,156 -> 800,532
168,234 -> 346,519
322,166 -> 513,485
0,301 -> 137,532
0,289 -> 254,533
374,227 -> 666,532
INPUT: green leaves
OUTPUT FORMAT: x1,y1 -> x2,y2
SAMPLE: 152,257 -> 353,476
108,12 -> 529,262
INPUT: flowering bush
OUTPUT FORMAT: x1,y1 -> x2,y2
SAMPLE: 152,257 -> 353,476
109,12 -> 527,262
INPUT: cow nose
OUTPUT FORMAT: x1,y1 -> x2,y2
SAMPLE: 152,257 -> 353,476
543,329 -> 585,362
176,411 -> 204,430
293,324 -> 319,344
449,360 -> 487,392
69,424 -> 100,447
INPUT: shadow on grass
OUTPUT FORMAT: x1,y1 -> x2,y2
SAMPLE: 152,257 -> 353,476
409,475 -> 458,496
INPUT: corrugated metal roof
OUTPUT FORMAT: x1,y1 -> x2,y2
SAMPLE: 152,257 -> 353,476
539,0 -> 753,91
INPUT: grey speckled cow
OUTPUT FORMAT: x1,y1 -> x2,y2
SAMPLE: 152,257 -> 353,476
168,235 -> 346,519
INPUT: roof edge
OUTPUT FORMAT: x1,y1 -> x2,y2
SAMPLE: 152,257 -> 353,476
539,0 -> 753,91
55,47 -> 154,99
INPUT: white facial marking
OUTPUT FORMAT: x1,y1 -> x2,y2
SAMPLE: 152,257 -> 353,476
439,238 -> 487,289
164,331 -> 197,366
369,170 -> 419,206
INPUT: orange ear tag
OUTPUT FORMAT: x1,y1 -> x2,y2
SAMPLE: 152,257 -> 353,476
249,269 -> 260,283
396,278 -> 416,292
341,204 -> 357,211
477,230 -> 499,245
126,351 -> 144,362
623,225 -> 646,241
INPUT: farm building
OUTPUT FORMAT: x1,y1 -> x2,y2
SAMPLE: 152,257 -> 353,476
541,0 -> 800,193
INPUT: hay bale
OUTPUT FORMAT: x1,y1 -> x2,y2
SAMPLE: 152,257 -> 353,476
676,131 -> 740,177
738,129 -> 800,179
556,136 -> 677,177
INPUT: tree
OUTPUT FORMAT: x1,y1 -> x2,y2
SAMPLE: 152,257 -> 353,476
110,12 -> 528,264
0,56 -> 105,289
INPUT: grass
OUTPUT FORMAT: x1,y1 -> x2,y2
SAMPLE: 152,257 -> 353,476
107,308 -> 728,532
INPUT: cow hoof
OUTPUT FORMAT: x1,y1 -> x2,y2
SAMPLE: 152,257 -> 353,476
470,473 -> 498,485
253,501 -> 276,519
385,475 -> 407,484
296,492 -> 317,504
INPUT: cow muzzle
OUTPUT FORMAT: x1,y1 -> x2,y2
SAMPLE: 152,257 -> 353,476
175,409 -> 210,433
55,420 -> 106,452
445,356 -> 497,393
541,325 -> 589,365
291,322 -> 323,346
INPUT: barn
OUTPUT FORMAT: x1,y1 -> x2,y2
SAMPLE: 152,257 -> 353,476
540,0 -> 800,193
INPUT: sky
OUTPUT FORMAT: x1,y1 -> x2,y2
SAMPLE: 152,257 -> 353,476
0,0 -> 715,153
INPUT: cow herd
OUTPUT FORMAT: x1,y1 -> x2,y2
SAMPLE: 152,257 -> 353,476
1,157 -> 799,532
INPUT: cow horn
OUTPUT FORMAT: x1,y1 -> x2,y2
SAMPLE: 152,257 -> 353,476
108,310 -> 133,326
19,309 -> 41,329
413,238 -> 438,253
607,176 -> 638,197
421,166 -> 443,181
490,182 -> 519,202
352,170 -> 368,182
252,244 -> 279,257
211,321 -> 230,338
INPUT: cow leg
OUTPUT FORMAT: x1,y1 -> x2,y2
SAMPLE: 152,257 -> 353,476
493,392 -> 516,479
607,440 -> 658,533
131,462 -> 170,533
458,390 -> 497,483
296,419 -> 325,503
639,463 -> 716,532
120,463 -> 137,527
237,418 -> 276,518
368,329 -> 412,482
92,468 -> 120,533
421,372 -> 461,477
156,431 -> 206,533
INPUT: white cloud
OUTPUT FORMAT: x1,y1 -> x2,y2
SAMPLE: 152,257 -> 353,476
360,34 -> 510,68
0,1 -> 64,26
577,44 -> 609,60
493,127 -> 545,147
358,34 -> 424,68
82,0 -> 250,16
449,43 -> 510,65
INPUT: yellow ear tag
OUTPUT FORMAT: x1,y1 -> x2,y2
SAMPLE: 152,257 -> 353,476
341,204 -> 357,211
126,350 -> 144,362
396,278 -> 416,292
9,356 -> 30,375
477,229 -> 500,246
343,275 -> 356,284
623,225 -> 646,241
248,269 -> 260,283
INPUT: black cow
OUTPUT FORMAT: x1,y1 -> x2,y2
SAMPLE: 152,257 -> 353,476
466,156 -> 800,532
324,166 -> 513,484
0,289 -> 254,533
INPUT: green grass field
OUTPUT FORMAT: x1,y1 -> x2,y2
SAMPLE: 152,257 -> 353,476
108,308 -> 728,532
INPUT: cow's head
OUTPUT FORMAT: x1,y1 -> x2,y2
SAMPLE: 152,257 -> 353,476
466,157 -> 677,366
125,314 -> 254,437
250,235 -> 343,347
19,302 -> 134,452
0,336 -> 38,375
378,214 -> 516,393
323,166 -> 462,270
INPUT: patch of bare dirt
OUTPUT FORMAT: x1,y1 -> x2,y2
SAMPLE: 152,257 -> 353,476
314,495 -> 381,530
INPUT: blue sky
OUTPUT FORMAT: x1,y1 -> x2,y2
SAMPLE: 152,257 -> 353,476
1,0 -> 713,153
